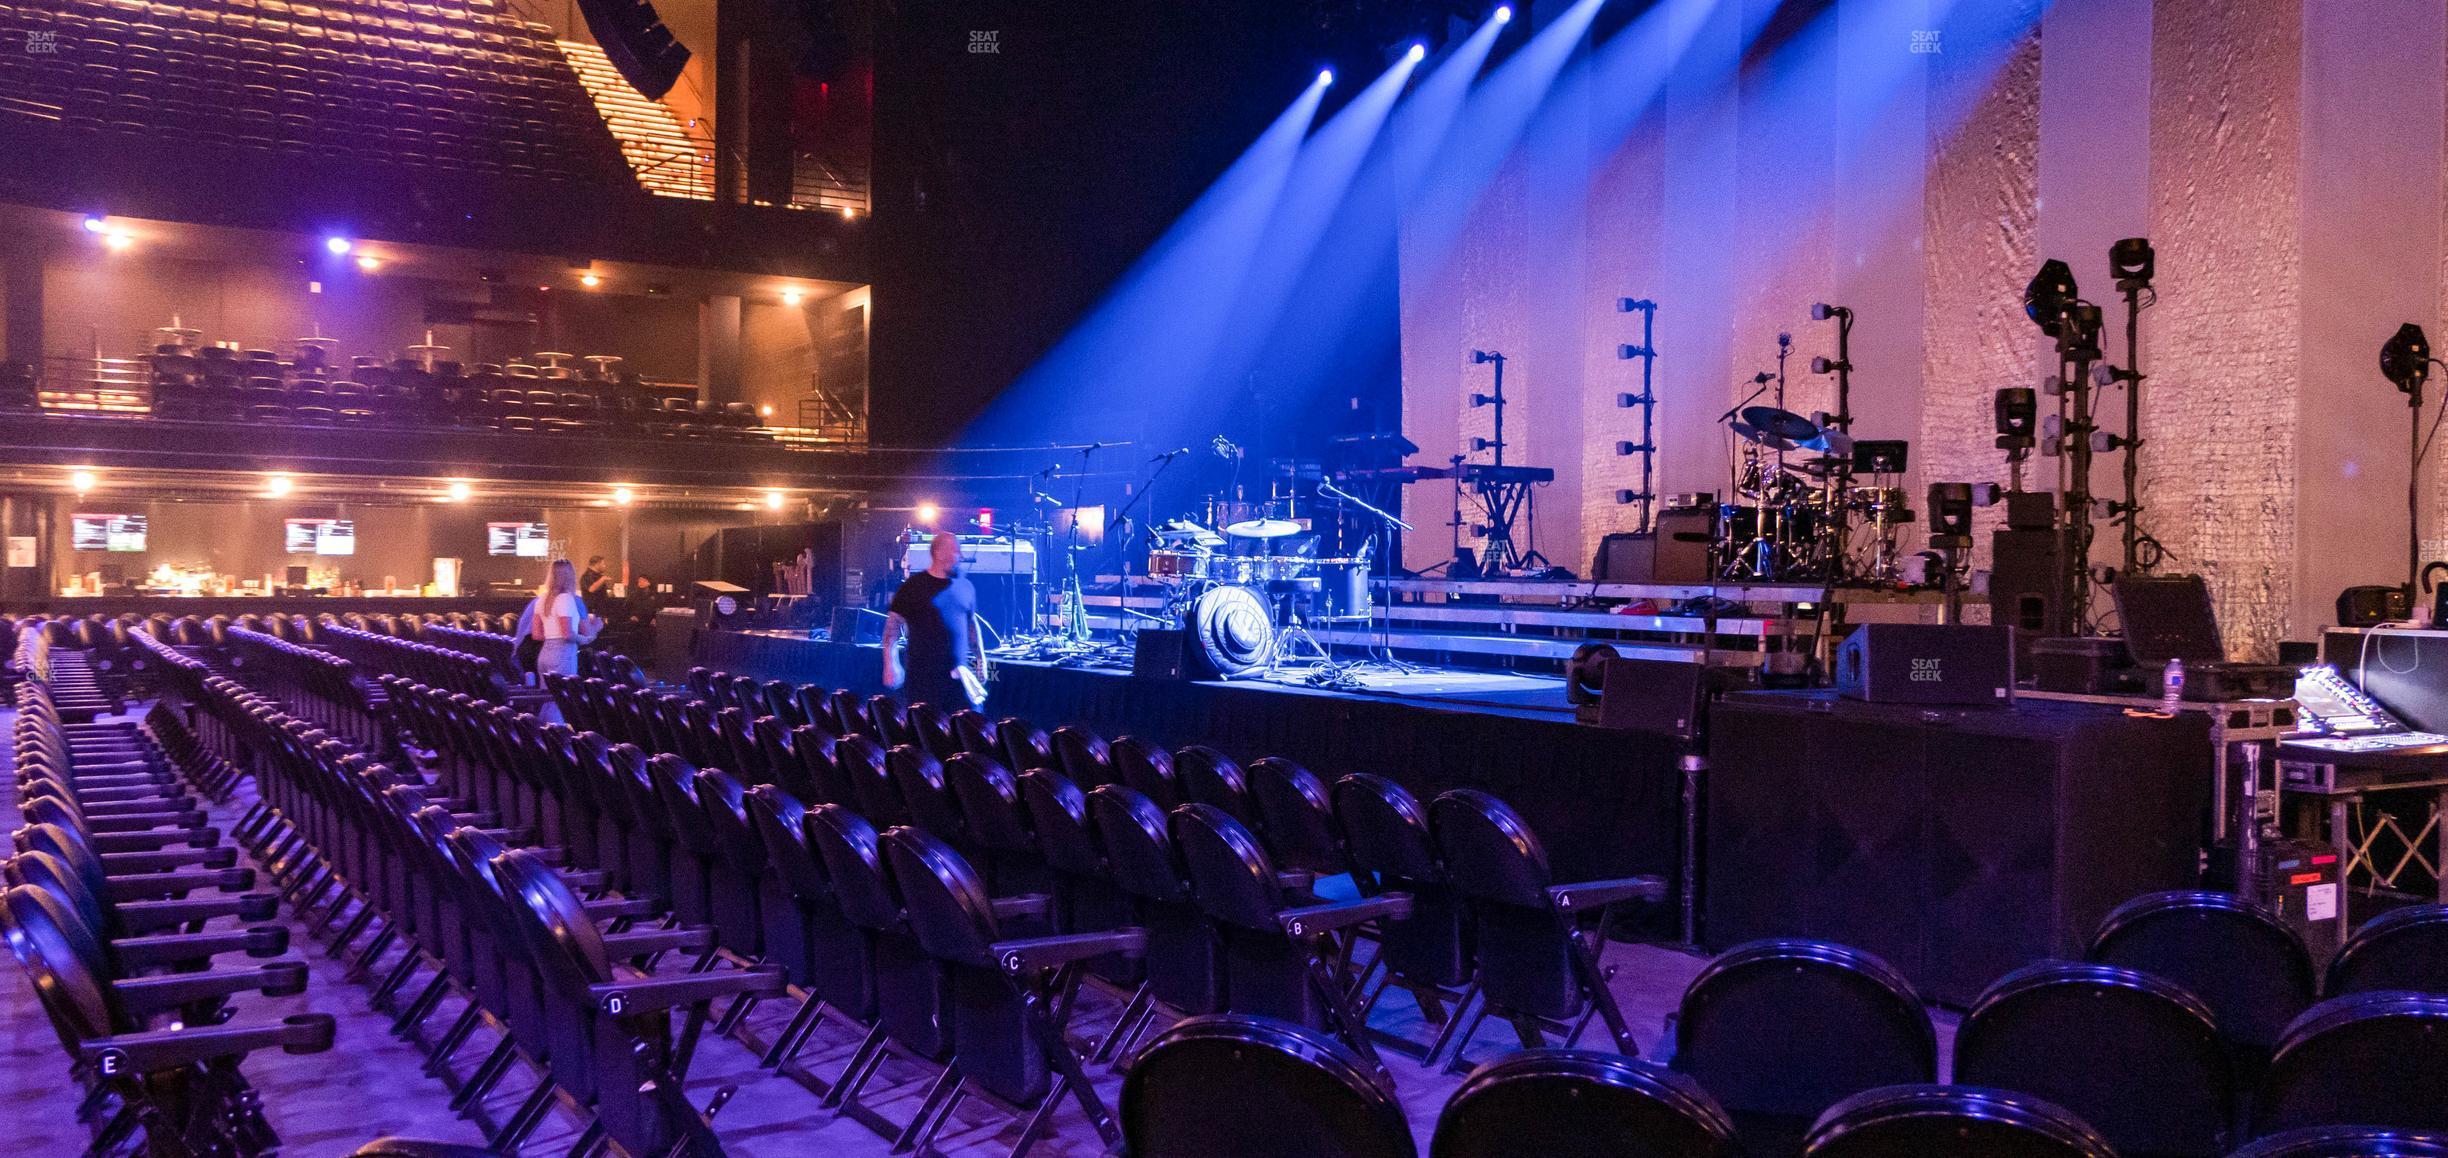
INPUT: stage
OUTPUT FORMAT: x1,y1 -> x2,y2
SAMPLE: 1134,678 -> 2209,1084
691,628 -> 1688,894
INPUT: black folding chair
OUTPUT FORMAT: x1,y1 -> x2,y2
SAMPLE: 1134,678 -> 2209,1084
2324,903 -> 2448,997
1121,1014 -> 1415,1158
1433,1048 -> 1737,1158
1802,1085 -> 2115,1158
2252,991 -> 2448,1138
1955,961 -> 2232,1158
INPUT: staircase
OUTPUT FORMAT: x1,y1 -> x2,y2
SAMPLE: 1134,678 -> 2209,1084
556,39 -> 715,201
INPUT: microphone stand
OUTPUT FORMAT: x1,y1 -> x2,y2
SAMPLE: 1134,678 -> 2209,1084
1103,450 -> 1189,629
1058,444 -> 1101,645
1320,478 -> 1415,670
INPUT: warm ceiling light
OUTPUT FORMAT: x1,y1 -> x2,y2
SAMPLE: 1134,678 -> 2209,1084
612,486 -> 635,506
265,474 -> 294,497
580,272 -> 601,288
444,481 -> 471,502
781,288 -> 804,307
759,404 -> 774,417
765,490 -> 785,509
356,255 -> 381,272
69,469 -> 96,494
840,206 -> 856,219
103,231 -> 133,251
916,501 -> 939,525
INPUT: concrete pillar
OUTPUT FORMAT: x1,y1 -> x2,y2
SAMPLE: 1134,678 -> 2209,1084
2,231 -> 44,368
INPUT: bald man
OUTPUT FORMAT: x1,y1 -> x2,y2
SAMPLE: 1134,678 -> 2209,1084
882,531 -> 984,709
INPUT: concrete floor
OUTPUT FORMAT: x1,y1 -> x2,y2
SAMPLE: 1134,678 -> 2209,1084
3,702 -> 1961,1156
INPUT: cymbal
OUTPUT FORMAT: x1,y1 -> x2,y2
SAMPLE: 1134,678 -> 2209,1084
1730,421 -> 1805,453
1224,518 -> 1303,539
1740,406 -> 1821,441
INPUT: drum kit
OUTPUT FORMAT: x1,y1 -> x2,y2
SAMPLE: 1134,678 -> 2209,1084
1719,404 -> 1916,583
1141,490 -> 1378,676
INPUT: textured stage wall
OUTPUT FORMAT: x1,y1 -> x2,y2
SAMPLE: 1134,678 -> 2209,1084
1399,0 -> 2448,659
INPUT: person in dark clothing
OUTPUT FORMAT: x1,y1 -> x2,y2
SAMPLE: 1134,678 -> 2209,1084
579,556 -> 611,597
884,531 -> 984,710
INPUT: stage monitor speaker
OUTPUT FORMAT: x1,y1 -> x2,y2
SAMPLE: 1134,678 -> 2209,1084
1835,624 -> 2014,705
573,0 -> 690,98
1133,628 -> 1220,681
1990,528 -> 2071,672
1593,533 -> 1653,582
1569,646 -> 1710,740
830,606 -> 885,647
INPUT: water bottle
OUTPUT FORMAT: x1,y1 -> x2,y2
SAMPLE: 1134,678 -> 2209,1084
2160,657 -> 2185,713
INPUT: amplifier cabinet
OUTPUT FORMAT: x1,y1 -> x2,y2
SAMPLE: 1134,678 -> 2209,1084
1705,690 -> 2209,1005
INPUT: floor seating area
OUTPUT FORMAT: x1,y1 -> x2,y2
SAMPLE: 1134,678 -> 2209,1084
137,333 -> 768,439
9,618 -> 2448,1155
0,0 -> 628,186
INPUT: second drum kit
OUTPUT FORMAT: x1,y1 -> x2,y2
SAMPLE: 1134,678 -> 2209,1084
1718,404 -> 1917,584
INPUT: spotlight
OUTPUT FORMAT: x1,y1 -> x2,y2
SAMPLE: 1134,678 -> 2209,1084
103,232 -> 133,252
324,236 -> 352,256
781,288 -> 804,306
916,502 -> 940,526
81,216 -> 107,234
1994,387 -> 2037,449
841,206 -> 856,219
1494,4 -> 1512,22
69,469 -> 96,495
612,486 -> 635,506
355,255 -> 380,272
580,272 -> 601,288
2382,323 -> 2433,395
758,404 -> 774,418
265,473 -> 294,497
1318,68 -> 1335,87
444,481 -> 471,502
765,490 -> 785,510
2109,237 -> 2155,290
2022,259 -> 2080,337
1406,42 -> 1426,62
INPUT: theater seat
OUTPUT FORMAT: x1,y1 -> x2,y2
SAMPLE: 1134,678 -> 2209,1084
2252,992 -> 2448,1138
1434,1049 -> 1737,1158
1802,1086 -> 2115,1158
1121,1014 -> 1415,1158
1953,961 -> 2232,1158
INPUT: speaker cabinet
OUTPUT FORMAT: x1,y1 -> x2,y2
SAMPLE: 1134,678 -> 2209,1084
1598,511 -> 1715,583
1132,628 -> 1221,680
573,0 -> 691,98
1990,527 -> 2072,673
1834,624 -> 2014,705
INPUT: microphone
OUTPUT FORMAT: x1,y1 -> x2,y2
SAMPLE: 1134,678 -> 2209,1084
1150,447 -> 1189,462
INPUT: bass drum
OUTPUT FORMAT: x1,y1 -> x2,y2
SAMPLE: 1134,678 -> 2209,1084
1188,584 -> 1276,677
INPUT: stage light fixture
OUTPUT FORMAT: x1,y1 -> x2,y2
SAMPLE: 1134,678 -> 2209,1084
265,473 -> 294,497
103,231 -> 133,251
70,469 -> 96,495
81,216 -> 107,234
781,288 -> 804,306
1469,392 -> 1497,408
2022,259 -> 2079,337
355,255 -> 380,272
2382,323 -> 2432,394
1406,42 -> 1426,62
1318,68 -> 1335,87
916,502 -> 940,526
444,481 -> 471,502
840,206 -> 856,219
580,272 -> 601,288
613,486 -> 635,506
765,490 -> 785,510
1494,4 -> 1512,22
324,236 -> 352,256
2110,237 -> 2155,289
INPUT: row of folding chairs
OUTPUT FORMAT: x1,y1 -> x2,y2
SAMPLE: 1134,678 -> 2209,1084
147,642 -> 779,1156
215,626 -> 392,750
10,622 -> 127,720
317,623 -> 523,705
6,661 -> 334,1156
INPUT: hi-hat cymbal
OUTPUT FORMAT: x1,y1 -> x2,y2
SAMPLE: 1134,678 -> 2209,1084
1224,518 -> 1303,539
1730,421 -> 1805,453
1740,406 -> 1821,441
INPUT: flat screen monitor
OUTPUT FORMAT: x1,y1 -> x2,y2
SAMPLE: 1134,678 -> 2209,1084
72,513 -> 147,553
285,518 -> 356,556
487,522 -> 550,558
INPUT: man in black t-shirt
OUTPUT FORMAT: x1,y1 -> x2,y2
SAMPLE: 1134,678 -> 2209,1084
883,532 -> 983,709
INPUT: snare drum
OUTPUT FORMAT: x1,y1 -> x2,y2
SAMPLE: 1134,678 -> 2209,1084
1217,555 -> 1303,584
1148,548 -> 1211,584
